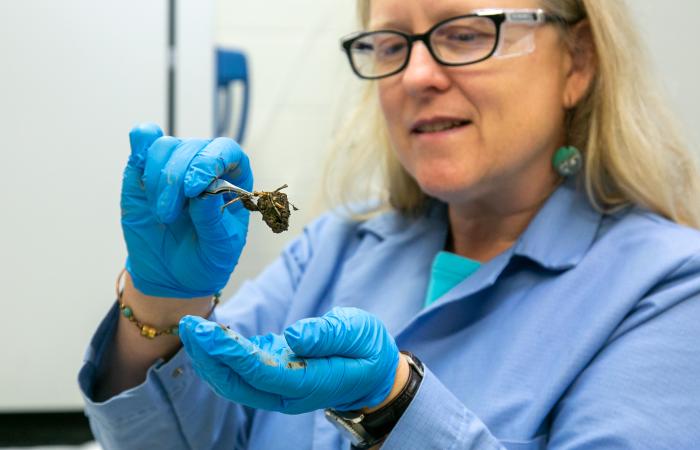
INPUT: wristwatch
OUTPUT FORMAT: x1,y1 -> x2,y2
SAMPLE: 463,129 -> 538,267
324,352 -> 424,449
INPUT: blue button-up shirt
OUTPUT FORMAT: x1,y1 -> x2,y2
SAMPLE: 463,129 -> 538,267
79,181 -> 700,449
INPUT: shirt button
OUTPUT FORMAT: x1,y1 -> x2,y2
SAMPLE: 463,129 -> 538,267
172,367 -> 184,378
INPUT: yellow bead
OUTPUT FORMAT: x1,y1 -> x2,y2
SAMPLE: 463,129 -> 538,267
140,326 -> 157,339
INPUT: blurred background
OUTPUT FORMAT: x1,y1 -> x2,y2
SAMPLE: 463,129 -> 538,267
0,0 -> 698,447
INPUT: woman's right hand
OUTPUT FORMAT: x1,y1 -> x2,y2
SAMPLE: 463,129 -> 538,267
121,124 -> 253,299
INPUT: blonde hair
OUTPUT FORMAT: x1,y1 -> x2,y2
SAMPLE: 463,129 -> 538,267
322,0 -> 700,227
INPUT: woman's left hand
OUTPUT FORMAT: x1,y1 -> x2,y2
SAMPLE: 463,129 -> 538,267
179,307 -> 400,414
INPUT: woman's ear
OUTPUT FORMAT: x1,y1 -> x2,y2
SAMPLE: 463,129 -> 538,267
563,20 -> 597,109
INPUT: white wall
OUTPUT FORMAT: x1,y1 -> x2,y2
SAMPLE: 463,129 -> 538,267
214,0 -> 359,292
0,0 -> 698,412
633,2 -> 700,151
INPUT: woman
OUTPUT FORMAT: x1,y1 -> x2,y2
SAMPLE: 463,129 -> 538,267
80,0 -> 700,448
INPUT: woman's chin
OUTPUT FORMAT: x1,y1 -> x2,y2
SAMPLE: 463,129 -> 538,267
417,181 -> 478,205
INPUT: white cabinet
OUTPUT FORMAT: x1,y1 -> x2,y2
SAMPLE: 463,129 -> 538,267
0,0 -> 213,411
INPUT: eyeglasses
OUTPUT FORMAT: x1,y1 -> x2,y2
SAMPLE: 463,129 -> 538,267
341,9 -> 569,80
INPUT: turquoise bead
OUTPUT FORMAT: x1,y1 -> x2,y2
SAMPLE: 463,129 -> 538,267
170,326 -> 179,336
122,306 -> 133,318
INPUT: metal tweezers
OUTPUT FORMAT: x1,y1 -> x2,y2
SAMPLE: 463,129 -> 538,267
201,179 -> 254,198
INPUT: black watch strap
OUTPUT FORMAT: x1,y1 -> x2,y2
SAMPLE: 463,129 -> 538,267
352,352 -> 424,448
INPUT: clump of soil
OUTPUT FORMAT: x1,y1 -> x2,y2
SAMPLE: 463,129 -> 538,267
223,184 -> 298,233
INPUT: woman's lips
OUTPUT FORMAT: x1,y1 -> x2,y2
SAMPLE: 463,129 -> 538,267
410,118 -> 472,134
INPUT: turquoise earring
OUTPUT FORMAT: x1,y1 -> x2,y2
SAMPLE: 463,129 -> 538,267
552,145 -> 583,177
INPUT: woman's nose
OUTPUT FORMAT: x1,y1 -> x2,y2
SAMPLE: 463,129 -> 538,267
401,42 -> 451,94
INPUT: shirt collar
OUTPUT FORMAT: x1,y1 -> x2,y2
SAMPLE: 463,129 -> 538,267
358,179 -> 602,271
512,179 -> 602,270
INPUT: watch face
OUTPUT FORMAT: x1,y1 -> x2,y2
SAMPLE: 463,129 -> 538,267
330,409 -> 364,422
324,410 -> 367,446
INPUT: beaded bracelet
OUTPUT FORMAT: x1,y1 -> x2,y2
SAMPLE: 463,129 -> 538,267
116,269 -> 221,339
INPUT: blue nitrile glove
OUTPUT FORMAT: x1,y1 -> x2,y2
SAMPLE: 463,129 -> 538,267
121,123 -> 253,298
179,307 -> 400,414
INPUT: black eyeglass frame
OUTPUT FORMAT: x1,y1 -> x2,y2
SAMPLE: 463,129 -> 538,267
340,9 -> 570,80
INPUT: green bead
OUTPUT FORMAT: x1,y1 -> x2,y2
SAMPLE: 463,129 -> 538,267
552,146 -> 583,177
169,326 -> 179,336
122,306 -> 133,318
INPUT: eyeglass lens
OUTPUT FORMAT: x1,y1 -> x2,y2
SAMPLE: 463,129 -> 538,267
349,16 -> 498,79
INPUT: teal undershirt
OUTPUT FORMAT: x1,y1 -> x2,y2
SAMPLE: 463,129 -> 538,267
424,251 -> 482,308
